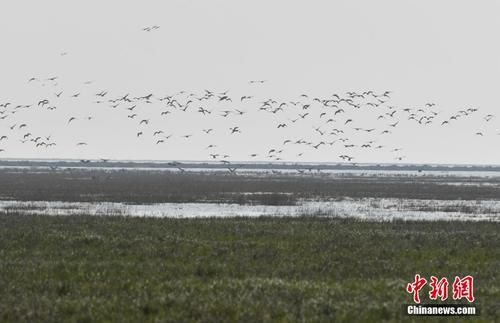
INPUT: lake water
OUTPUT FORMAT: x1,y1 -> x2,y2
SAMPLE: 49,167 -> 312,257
1,198 -> 499,221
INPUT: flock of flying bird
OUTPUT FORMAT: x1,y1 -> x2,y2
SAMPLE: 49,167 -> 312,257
1,76 -> 498,166
0,25 -> 499,167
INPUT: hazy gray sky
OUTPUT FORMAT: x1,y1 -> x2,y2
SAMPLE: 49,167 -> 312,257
0,0 -> 499,164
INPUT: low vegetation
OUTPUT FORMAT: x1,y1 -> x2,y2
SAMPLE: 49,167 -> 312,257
1,214 -> 498,322
1,169 -> 500,204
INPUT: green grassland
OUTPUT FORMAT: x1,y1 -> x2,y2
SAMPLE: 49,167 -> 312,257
0,214 -> 499,322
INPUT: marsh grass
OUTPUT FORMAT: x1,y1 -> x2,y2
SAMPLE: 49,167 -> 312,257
0,214 -> 498,322
1,169 -> 500,204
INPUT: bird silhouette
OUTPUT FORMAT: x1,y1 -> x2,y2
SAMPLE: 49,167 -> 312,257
229,127 -> 241,134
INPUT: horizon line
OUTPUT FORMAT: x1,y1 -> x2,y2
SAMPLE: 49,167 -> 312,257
1,157 -> 500,168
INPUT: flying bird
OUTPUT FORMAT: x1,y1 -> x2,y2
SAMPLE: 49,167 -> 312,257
230,127 -> 241,134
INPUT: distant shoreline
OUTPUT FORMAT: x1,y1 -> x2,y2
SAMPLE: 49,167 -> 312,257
1,158 -> 500,172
